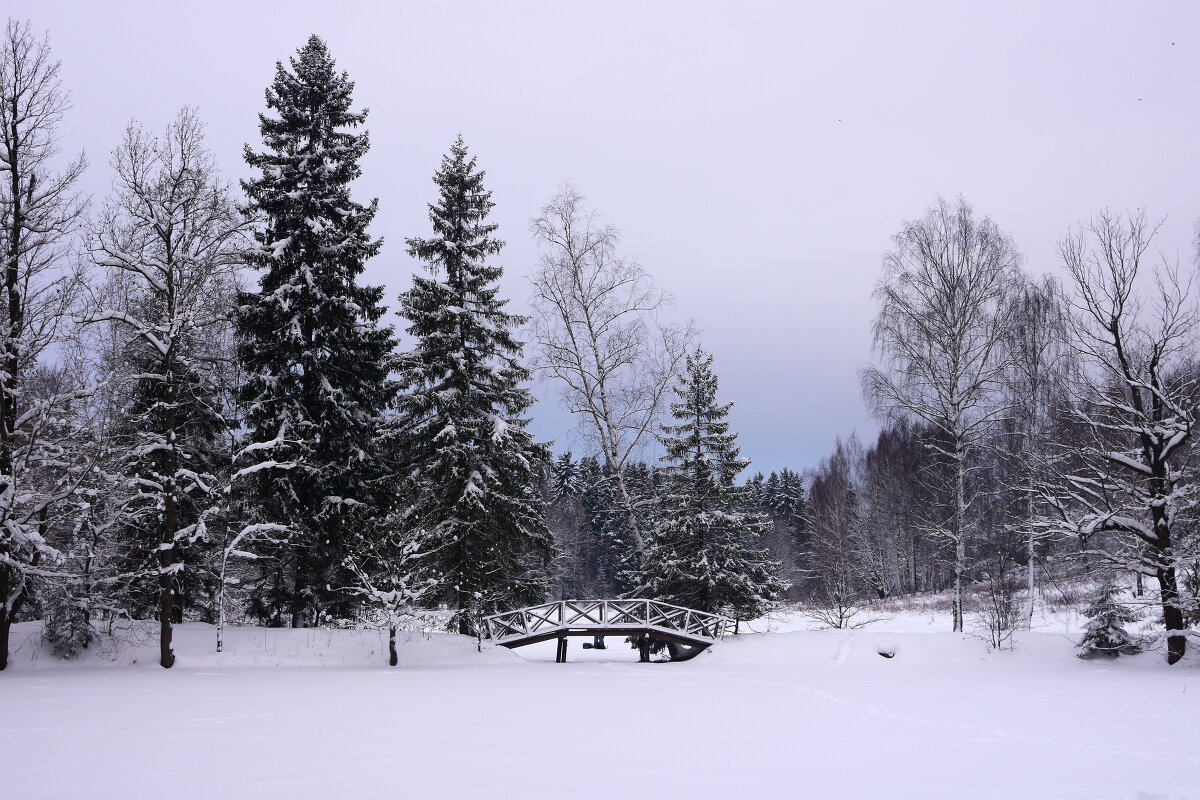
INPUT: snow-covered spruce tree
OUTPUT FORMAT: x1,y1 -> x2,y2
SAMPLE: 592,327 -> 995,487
758,467 -> 806,591
550,450 -> 582,503
546,450 -> 588,599
1077,580 -> 1142,659
41,581 -> 93,659
391,135 -> 553,636
238,36 -> 397,627
578,455 -> 638,596
635,348 -> 786,625
89,109 -> 243,667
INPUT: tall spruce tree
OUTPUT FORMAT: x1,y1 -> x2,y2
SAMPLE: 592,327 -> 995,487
392,135 -> 553,635
635,348 -> 786,622
237,36 -> 397,626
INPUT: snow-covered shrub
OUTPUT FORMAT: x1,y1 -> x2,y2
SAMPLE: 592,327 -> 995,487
1077,581 -> 1141,659
41,589 -> 94,659
975,558 -> 1021,650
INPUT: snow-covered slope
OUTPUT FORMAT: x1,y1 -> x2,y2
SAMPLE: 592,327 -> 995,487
2,613 -> 1196,800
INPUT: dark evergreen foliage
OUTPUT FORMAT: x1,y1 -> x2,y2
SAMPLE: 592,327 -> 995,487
391,135 -> 553,635
109,352 -> 225,624
635,348 -> 786,619
1077,580 -> 1142,658
41,585 -> 94,659
237,35 -> 398,626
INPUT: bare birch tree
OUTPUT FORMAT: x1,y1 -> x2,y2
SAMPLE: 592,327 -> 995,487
529,185 -> 694,561
1048,209 -> 1197,664
1002,274 -> 1071,626
0,18 -> 88,670
862,196 -> 1021,632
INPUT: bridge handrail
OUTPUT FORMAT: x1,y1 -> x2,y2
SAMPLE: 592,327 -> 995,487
483,599 -> 732,644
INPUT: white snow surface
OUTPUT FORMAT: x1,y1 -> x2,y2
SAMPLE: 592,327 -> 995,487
2,610 -> 1198,800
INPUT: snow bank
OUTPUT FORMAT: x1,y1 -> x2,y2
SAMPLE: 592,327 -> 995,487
3,610 -> 1198,800
4,620 -> 519,670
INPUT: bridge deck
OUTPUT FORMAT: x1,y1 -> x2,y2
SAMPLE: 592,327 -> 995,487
484,599 -> 731,652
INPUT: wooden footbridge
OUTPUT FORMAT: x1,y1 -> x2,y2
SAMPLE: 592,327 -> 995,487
484,599 -> 731,662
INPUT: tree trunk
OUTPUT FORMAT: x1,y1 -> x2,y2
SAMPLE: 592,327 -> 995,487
609,461 -> 646,564
158,385 -> 178,669
217,554 -> 227,653
0,606 -> 10,671
290,558 -> 307,628
389,626 -> 398,666
0,102 -> 22,674
1157,564 -> 1187,665
952,448 -> 966,633
1148,461 -> 1187,664
0,566 -> 12,671
0,548 -> 37,670
1026,490 -> 1036,629
158,492 -> 177,669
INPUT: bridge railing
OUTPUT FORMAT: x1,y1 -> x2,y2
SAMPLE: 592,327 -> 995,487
484,599 -> 731,644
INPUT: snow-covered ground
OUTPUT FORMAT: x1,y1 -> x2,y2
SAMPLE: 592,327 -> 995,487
2,610 -> 1197,800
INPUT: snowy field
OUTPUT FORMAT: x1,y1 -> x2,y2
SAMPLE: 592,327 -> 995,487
3,611 -> 1198,800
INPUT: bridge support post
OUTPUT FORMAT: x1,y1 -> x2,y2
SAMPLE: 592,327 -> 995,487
638,636 -> 650,663
555,637 -> 568,663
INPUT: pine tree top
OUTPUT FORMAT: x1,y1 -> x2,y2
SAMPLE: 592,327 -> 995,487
660,347 -> 751,492
398,135 -> 528,405
406,134 -> 504,284
242,34 -> 380,279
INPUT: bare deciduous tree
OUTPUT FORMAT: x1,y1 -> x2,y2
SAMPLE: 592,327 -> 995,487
0,18 -> 88,671
1049,209 -> 1197,665
801,437 -> 870,628
529,185 -> 694,561
862,195 -> 1021,632
87,108 -> 244,668
1002,274 -> 1071,626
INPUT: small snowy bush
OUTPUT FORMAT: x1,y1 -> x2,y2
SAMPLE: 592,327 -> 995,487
42,590 -> 94,659
1077,580 -> 1141,659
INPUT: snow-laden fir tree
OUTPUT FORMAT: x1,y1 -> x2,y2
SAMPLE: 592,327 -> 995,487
550,451 -> 582,503
237,36 -> 397,626
546,451 -> 587,599
579,456 -> 638,596
766,468 -> 805,521
391,135 -> 553,635
635,348 -> 786,623
1077,580 -> 1142,659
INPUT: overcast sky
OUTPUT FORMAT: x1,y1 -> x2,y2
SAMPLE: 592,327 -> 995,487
11,1 -> 1199,475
